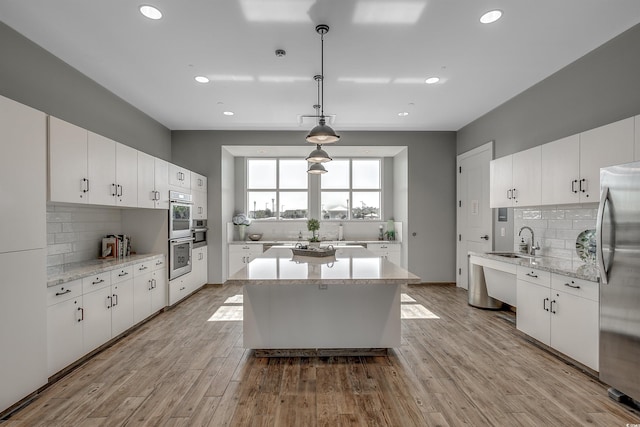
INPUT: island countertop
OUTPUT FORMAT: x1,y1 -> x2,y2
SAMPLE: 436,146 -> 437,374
226,246 -> 420,285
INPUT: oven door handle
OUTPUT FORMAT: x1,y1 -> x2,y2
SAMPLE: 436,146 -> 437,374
170,237 -> 194,244
191,228 -> 209,232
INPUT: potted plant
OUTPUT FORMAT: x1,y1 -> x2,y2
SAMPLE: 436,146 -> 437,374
307,218 -> 320,247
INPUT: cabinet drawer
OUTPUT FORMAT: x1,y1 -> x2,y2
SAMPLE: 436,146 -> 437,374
517,266 -> 550,287
151,256 -> 166,271
134,261 -> 153,276
111,266 -> 133,284
551,274 -> 598,301
82,272 -> 111,293
47,280 -> 82,306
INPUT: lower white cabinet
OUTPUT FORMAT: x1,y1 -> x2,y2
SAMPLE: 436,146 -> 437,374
169,274 -> 191,306
517,266 -> 599,370
110,267 -> 134,337
46,280 -> 84,377
228,244 -> 263,278
367,243 -> 401,265
191,246 -> 208,288
133,257 -> 167,324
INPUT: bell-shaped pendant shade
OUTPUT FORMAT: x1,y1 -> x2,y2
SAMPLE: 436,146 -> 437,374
306,144 -> 332,163
307,162 -> 328,174
306,117 -> 340,144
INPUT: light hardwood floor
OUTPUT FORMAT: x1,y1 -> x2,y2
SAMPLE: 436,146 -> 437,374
3,284 -> 640,426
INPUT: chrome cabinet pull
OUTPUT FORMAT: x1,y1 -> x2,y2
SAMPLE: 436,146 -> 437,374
139,265 -> 148,271
550,299 -> 557,314
506,189 -> 512,200
107,295 -> 112,308
480,235 -> 489,240
55,289 -> 71,296
82,178 -> 89,193
156,260 -> 163,266
571,179 -> 578,194
579,178 -> 587,193
112,183 -> 117,196
526,272 -> 538,278
119,271 -> 128,277
78,307 -> 84,322
117,184 -> 123,197
543,297 -> 549,311
564,281 -> 580,289
113,294 -> 118,306
512,188 -> 518,200
92,278 -> 105,285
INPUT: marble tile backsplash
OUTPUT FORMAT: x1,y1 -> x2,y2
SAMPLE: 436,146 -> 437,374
514,204 -> 598,262
47,204 -> 122,271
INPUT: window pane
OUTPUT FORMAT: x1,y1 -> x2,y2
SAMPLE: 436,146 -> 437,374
280,160 -> 308,189
248,191 -> 277,219
248,159 -> 276,189
279,192 -> 308,219
321,192 -> 350,220
321,160 -> 349,189
352,192 -> 380,219
353,160 -> 380,189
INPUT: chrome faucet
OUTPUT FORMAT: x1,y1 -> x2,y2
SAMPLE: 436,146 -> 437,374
518,226 -> 540,256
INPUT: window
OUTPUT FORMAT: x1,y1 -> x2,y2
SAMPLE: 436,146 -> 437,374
247,159 -> 308,220
321,159 -> 381,220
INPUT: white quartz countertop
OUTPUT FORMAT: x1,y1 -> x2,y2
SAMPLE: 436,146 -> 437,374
47,253 -> 164,287
226,246 -> 420,285
469,252 -> 599,282
229,240 -> 400,245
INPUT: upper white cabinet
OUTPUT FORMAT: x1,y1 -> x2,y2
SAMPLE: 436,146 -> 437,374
490,146 -> 541,208
0,95 -> 46,253
115,142 -> 138,207
541,135 -> 580,205
48,116 -> 89,204
169,163 -> 191,190
192,172 -> 208,220
87,132 -> 116,206
192,172 -> 207,192
579,117 -> 634,201
634,114 -> 640,161
138,152 -> 169,209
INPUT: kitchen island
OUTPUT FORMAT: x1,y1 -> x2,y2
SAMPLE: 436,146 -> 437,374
225,246 -> 420,356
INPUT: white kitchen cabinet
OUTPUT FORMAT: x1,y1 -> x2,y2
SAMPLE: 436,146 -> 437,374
228,244 -> 263,278
48,116 -> 89,204
191,246 -> 208,289
110,267 -> 134,337
138,153 -> 170,209
193,187 -> 207,220
517,266 -> 599,371
0,96 -> 46,254
82,284 -> 112,354
133,258 -> 167,323
1,249 -> 47,413
87,131 -> 116,206
635,114 -> 640,161
46,280 -> 84,377
579,117 -> 634,201
151,258 -> 167,313
115,142 -> 138,207
367,243 -> 401,265
541,135 -> 581,205
169,274 -> 191,306
192,172 -> 207,192
490,147 -> 541,208
169,163 -> 191,190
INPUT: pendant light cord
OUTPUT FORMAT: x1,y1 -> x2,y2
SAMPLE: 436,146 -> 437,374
320,30 -> 325,118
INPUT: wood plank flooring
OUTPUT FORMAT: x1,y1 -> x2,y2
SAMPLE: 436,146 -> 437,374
3,284 -> 640,426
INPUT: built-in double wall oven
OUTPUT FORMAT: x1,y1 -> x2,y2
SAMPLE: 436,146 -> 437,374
169,191 -> 193,280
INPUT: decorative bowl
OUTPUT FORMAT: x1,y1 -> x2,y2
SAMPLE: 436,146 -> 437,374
248,233 -> 263,241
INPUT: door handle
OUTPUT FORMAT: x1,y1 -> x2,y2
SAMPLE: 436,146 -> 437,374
506,189 -> 512,200
550,299 -> 557,314
579,178 -> 587,193
543,297 -> 549,312
480,235 -> 489,240
596,186 -> 611,285
111,183 -> 117,196
571,179 -> 578,194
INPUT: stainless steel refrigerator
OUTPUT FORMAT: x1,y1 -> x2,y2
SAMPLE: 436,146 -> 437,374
597,160 -> 640,403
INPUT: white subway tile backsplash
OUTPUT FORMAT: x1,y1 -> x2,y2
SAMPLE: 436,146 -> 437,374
47,204 -> 122,267
514,206 -> 597,260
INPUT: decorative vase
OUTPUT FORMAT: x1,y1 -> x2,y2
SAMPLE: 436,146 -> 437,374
238,225 -> 247,241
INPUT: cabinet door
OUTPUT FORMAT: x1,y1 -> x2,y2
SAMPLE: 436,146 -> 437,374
82,286 -> 113,354
193,190 -> 207,220
169,277 -> 189,306
541,135 -> 580,205
516,280 -> 550,345
115,142 -> 138,207
550,291 -> 599,370
579,117 -> 634,201
192,172 -> 207,192
0,96 -> 46,253
512,146 -> 541,207
111,279 -> 134,337
169,163 -> 191,189
387,247 -> 401,265
133,272 -> 153,324
47,297 -> 83,376
489,155 -> 513,208
192,246 -> 208,288
87,131 -> 116,206
48,116 -> 88,204
154,158 -> 170,209
137,151 -> 156,209
151,267 -> 167,313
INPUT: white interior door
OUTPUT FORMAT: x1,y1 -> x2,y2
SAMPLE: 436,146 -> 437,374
457,142 -> 493,289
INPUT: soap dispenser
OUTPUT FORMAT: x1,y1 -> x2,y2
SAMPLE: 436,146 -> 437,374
518,238 -> 529,254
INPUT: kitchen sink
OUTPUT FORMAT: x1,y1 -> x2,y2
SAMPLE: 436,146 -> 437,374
487,251 -> 534,259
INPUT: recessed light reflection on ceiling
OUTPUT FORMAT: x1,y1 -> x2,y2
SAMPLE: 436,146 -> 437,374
338,77 -> 391,84
480,9 -> 503,24
209,75 -> 255,82
194,76 -> 209,83
240,0 -> 313,22
223,111 -> 235,116
398,112 -> 409,117
139,5 -> 162,20
258,76 -> 311,83
425,77 -> 440,84
354,1 -> 426,24
394,78 -> 425,84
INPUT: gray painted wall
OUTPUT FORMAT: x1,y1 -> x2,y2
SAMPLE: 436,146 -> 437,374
457,23 -> 640,248
0,22 -> 171,159
171,130 -> 457,284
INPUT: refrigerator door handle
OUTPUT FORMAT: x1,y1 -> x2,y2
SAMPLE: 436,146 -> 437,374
596,186 -> 610,285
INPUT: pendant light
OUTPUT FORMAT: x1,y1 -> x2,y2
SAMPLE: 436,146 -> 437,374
306,24 -> 340,144
306,144 -> 332,163
307,163 -> 328,174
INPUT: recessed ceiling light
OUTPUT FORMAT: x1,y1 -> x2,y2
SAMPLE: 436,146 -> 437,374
480,10 -> 502,24
398,112 -> 409,117
223,111 -> 234,116
194,76 -> 209,83
139,5 -> 163,20
425,77 -> 440,84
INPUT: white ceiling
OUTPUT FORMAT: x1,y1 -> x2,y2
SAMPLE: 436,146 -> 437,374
2,1 -> 640,132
